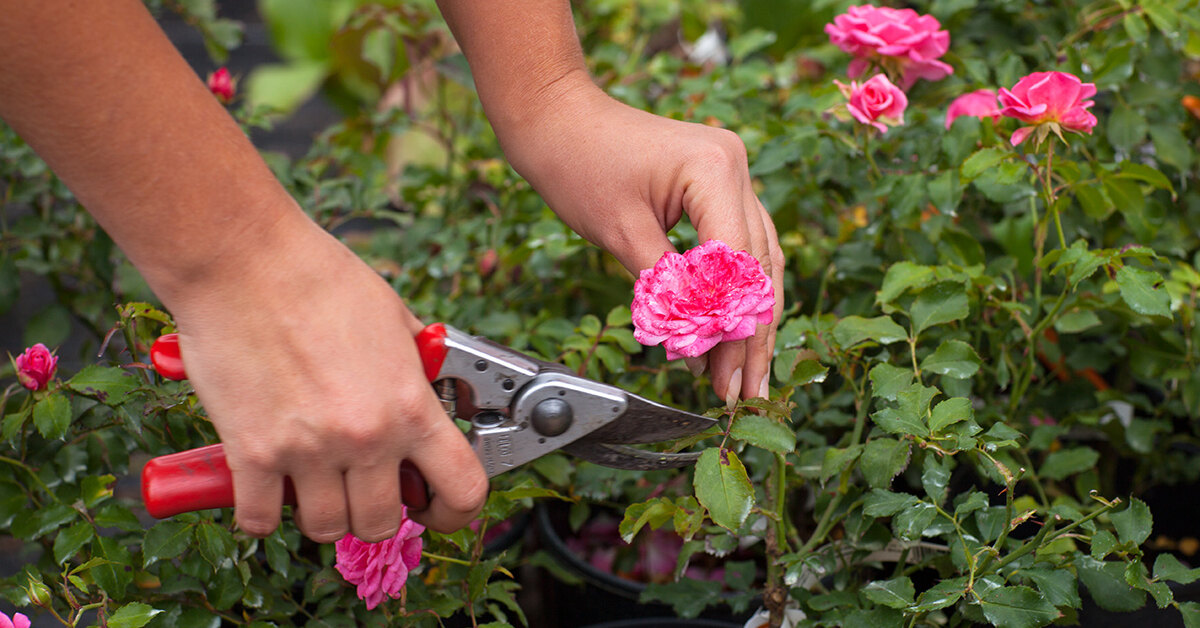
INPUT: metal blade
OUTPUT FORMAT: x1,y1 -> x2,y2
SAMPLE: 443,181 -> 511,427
562,440 -> 702,470
580,393 -> 718,444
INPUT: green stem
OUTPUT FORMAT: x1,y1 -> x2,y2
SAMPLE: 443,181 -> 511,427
0,454 -> 57,500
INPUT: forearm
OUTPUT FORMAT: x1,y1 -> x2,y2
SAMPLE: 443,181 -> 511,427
434,0 -> 598,149
0,0 -> 301,308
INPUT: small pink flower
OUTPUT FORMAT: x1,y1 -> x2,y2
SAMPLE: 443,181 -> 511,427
206,68 -> 235,104
998,71 -> 1097,146
334,509 -> 425,610
632,240 -> 775,360
15,344 -> 57,391
945,89 -> 1001,129
836,74 -> 908,133
825,5 -> 953,89
0,611 -> 31,628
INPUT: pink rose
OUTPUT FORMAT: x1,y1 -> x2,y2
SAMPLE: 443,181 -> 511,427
998,71 -> 1097,146
0,612 -> 30,628
206,67 -> 235,104
334,509 -> 425,610
836,74 -> 908,133
945,89 -> 1001,129
632,240 -> 775,360
15,343 -> 57,391
825,5 -> 953,89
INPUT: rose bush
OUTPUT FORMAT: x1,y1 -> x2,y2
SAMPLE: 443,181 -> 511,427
1,1 -> 1199,627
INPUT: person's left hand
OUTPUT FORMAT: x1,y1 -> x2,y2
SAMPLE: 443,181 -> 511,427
495,75 -> 785,405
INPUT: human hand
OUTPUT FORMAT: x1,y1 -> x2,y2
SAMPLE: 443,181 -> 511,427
495,78 -> 784,405
166,214 -> 488,541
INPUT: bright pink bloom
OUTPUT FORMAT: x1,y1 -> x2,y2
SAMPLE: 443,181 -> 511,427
632,240 -> 775,360
15,344 -> 57,391
334,509 -> 424,610
836,74 -> 908,133
0,612 -> 31,628
945,89 -> 1001,129
998,71 -> 1097,146
825,5 -> 953,89
206,67 -> 235,104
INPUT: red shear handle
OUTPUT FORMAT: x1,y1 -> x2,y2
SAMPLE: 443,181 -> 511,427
141,323 -> 450,519
141,444 -> 429,518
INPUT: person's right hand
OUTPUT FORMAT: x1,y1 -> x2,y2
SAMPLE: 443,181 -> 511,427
166,213 -> 488,541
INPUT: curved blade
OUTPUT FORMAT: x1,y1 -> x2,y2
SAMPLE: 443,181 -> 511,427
582,394 -> 717,444
562,440 -> 702,470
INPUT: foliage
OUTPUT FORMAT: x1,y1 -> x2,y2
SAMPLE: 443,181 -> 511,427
2,0 -> 1200,627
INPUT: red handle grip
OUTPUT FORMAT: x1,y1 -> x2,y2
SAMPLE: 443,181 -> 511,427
142,324 -> 450,518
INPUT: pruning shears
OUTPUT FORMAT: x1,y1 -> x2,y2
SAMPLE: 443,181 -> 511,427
140,323 -> 718,519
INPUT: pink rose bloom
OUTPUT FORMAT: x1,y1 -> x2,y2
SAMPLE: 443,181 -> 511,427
836,74 -> 908,133
15,343 -> 57,391
334,509 -> 424,610
206,67 -> 235,104
0,612 -> 30,628
998,71 -> 1097,146
945,89 -> 1001,129
632,240 -> 775,360
825,5 -> 953,89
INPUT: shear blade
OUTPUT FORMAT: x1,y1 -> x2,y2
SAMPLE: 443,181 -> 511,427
583,393 -> 717,444
563,440 -> 701,470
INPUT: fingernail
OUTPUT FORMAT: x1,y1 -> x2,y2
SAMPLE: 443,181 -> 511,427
685,357 -> 707,376
725,368 -> 742,410
758,373 -> 770,400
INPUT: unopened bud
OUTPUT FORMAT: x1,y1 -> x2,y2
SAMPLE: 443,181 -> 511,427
206,67 -> 236,104
27,580 -> 51,606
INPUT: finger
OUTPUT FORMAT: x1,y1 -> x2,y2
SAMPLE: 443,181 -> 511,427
229,466 -> 285,538
290,468 -> 351,543
344,462 -> 402,542
708,338 -> 747,409
603,202 -> 679,275
405,399 -> 489,534
684,355 -> 708,377
732,194 -> 776,401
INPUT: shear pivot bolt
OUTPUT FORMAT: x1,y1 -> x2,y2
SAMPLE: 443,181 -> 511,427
531,398 -> 572,437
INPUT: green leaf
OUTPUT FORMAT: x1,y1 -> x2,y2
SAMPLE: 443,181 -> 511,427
929,397 -> 973,433
894,502 -> 937,540
1055,309 -> 1102,334
32,394 -> 71,440
961,147 -> 1011,181
877,262 -> 935,310
619,498 -> 676,543
108,603 -> 163,628
1022,568 -> 1082,609
860,438 -> 912,489
921,340 -> 982,378
208,565 -> 244,610
789,359 -> 829,387
729,413 -> 796,454
869,363 -> 913,401
833,315 -> 908,348
863,489 -> 921,517
245,61 -> 328,113
1091,530 -> 1118,559
1115,161 -> 1174,195
912,576 -> 967,612
1091,43 -> 1134,89
578,314 -> 602,338
1149,123 -> 1193,171
92,536 -> 132,598
1107,105 -> 1148,152
265,530 -> 291,579
1111,498 -> 1153,547
821,445 -> 863,484
143,521 -> 194,568
1078,557 -> 1147,612
863,577 -> 915,609
910,282 -> 969,335
1154,553 -> 1200,584
67,366 -> 137,405
922,455 -> 951,505
1116,266 -> 1171,318
693,448 -> 753,531
979,585 -> 1060,628
1181,601 -> 1200,628
1039,447 -> 1100,481
871,383 -> 937,437
82,474 -> 115,508
640,578 -> 723,618
197,523 -> 237,569
53,522 -> 94,565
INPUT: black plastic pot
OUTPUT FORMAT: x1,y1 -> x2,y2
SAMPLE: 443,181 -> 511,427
533,504 -> 756,627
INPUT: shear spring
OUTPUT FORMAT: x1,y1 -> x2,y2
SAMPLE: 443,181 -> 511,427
436,379 -> 457,418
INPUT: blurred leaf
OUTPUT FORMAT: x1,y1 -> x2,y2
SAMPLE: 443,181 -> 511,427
1038,447 -> 1100,481
641,578 -> 723,618
1107,105 -> 1148,153
197,523 -> 237,570
52,522 -> 94,565
1091,44 -> 1134,89
877,262 -> 935,310
619,498 -> 675,543
245,62 -> 328,113
1149,123 -> 1193,171
833,315 -> 908,348
1078,556 -> 1147,611
961,147 -> 1010,181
